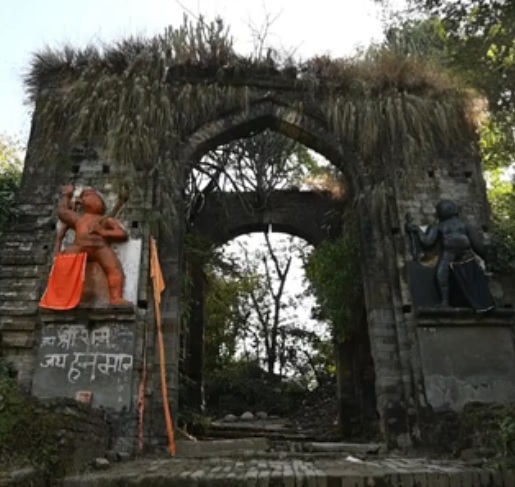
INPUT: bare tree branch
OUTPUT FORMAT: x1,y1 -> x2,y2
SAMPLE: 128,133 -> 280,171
173,0 -> 200,21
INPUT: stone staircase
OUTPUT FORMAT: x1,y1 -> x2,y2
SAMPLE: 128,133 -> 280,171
59,418 -> 514,485
202,418 -> 316,443
62,454 -> 515,486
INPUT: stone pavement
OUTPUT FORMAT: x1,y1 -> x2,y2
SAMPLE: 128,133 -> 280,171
63,455 -> 515,486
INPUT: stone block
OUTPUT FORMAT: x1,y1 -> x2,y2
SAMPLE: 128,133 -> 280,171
304,442 -> 382,454
0,301 -> 39,315
1,331 -> 35,348
0,316 -> 38,331
0,265 -> 45,279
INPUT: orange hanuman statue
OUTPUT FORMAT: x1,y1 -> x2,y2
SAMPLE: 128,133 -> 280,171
56,184 -> 129,306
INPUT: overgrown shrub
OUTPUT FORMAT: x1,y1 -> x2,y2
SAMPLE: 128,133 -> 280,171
0,358 -> 62,476
0,134 -> 22,233
429,402 -> 515,467
204,361 -> 307,417
304,223 -> 362,341
460,403 -> 515,466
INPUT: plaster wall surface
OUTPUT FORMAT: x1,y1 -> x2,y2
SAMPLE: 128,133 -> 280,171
32,318 -> 136,411
418,325 -> 515,412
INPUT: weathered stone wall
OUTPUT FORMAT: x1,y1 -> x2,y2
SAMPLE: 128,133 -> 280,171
417,311 -> 515,413
143,170 -> 186,451
0,119 -> 161,450
0,121 -> 61,391
386,153 -> 515,445
2,85 -> 513,453
0,397 -> 110,485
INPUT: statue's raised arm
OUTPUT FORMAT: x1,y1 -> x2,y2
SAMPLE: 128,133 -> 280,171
42,185 -> 130,309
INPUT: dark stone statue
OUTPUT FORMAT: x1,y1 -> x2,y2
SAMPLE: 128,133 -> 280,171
405,199 -> 494,311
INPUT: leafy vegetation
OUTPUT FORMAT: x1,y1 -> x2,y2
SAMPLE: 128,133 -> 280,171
200,233 -> 332,380
0,134 -> 22,232
400,0 -> 515,155
204,267 -> 259,371
485,169 -> 515,273
204,360 -> 306,417
0,359 -> 61,476
459,403 -> 515,468
304,221 -> 362,341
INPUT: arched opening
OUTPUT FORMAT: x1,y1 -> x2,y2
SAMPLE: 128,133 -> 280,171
200,233 -> 331,417
178,109 -> 379,442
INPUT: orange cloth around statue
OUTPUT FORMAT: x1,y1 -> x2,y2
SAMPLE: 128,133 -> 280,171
39,252 -> 88,310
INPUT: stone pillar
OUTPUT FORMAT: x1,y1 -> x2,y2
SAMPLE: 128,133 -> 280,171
335,338 -> 355,436
149,243 -> 182,448
357,195 -> 411,448
185,259 -> 206,411
147,166 -> 186,449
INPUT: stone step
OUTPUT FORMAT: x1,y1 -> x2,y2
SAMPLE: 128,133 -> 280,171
202,421 -> 349,445
269,441 -> 384,455
176,438 -> 268,457
62,456 -> 514,486
304,441 -> 383,454
203,428 -> 312,441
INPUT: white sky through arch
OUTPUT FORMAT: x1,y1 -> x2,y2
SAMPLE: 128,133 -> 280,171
218,231 -> 331,378
0,0 -> 406,143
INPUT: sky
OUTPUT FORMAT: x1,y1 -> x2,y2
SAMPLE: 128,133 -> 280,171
0,0 -> 397,145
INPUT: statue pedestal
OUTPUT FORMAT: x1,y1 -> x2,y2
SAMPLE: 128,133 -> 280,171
32,306 -> 138,412
416,308 -> 515,412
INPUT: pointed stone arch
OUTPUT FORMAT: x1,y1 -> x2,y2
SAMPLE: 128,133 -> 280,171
179,98 -> 366,196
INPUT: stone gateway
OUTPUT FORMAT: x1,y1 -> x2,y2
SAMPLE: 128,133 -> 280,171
1,20 -> 515,453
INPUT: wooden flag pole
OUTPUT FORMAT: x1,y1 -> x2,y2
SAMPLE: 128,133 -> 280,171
150,237 -> 176,456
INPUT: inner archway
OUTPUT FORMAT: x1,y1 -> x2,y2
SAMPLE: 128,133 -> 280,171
202,232 -> 331,412
179,121 -> 378,441
182,224 -> 378,440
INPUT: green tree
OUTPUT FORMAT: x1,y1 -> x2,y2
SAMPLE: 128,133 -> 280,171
382,0 -> 515,165
204,268 -> 259,370
304,221 -> 362,341
0,134 -> 22,231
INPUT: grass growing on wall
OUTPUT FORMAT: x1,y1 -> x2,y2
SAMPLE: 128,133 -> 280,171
25,15 -> 480,228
